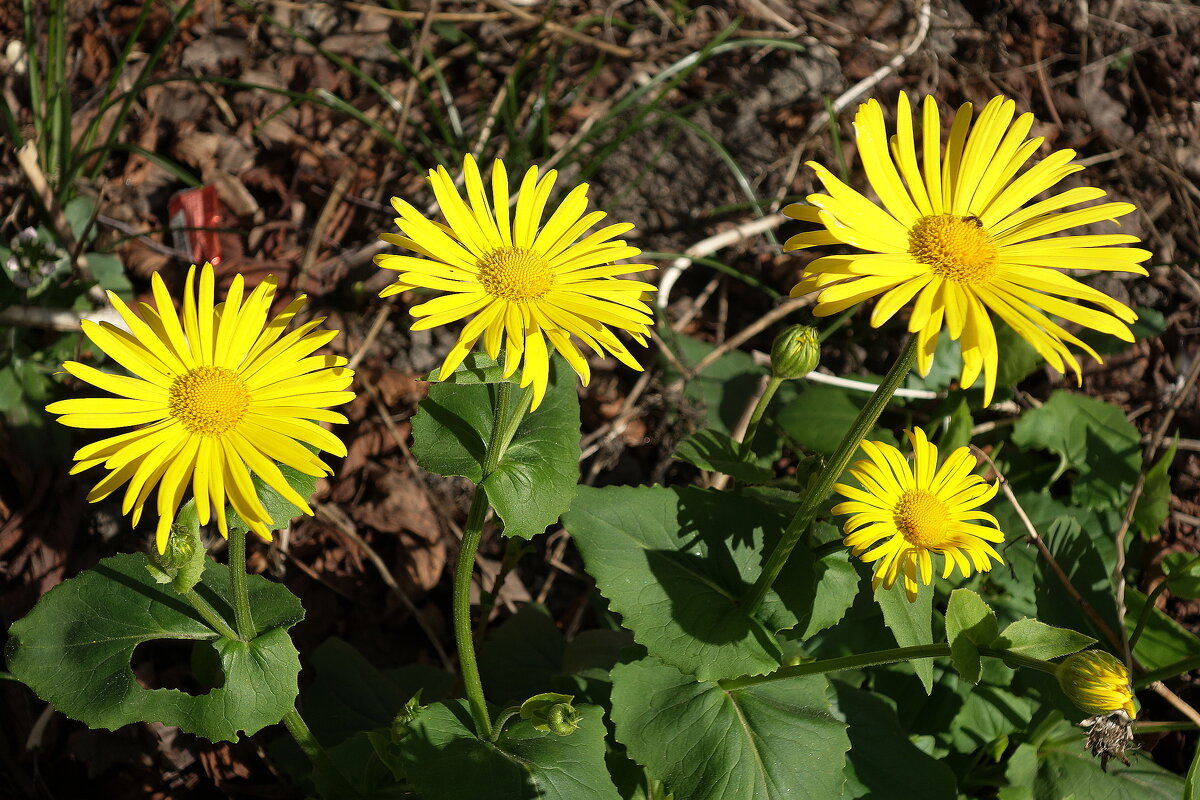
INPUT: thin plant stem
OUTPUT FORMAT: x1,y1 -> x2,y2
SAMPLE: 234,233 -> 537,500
719,643 -> 1059,691
227,527 -> 256,641
450,379 -> 535,740
1127,579 -> 1170,655
1134,655 -> 1200,688
741,336 -> 918,615
739,375 -> 783,458
179,588 -> 240,641
281,708 -> 362,796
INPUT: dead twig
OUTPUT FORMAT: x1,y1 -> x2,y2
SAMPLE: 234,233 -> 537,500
480,0 -> 635,58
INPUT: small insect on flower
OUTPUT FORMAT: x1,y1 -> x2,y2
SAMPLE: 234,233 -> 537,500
832,428 -> 1004,601
46,263 -> 355,552
375,155 -> 656,409
785,94 -> 1152,406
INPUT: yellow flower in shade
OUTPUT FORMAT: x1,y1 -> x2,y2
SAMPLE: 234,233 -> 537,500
46,263 -> 354,552
375,155 -> 655,409
1057,650 -> 1137,718
832,428 -> 1003,601
785,94 -> 1152,405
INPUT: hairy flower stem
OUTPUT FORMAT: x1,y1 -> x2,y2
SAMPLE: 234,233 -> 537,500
742,336 -> 918,615
739,376 -> 784,459
452,380 -> 534,740
282,708 -> 359,795
719,643 -> 1059,691
179,588 -> 240,641
227,527 -> 256,641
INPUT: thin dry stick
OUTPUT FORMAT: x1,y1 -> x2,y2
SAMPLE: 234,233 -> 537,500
480,0 -> 635,58
972,446 -> 1126,653
315,501 -> 453,670
1151,681 -> 1200,728
803,0 -> 932,137
1113,349 -> 1200,669
347,299 -> 395,371
342,1 -> 503,22
656,214 -> 788,309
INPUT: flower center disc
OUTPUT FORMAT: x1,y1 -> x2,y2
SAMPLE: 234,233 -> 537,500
908,214 -> 998,285
169,366 -> 250,436
893,489 -> 951,549
477,246 -> 554,302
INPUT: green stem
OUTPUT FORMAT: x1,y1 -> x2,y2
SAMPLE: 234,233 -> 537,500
1128,579 -> 1169,654
282,708 -> 362,795
180,587 -> 240,641
739,376 -> 784,458
741,336 -> 918,615
1134,654 -> 1200,688
227,527 -> 256,641
450,380 -> 534,740
1133,721 -> 1200,732
454,487 -> 494,740
719,643 -> 1058,691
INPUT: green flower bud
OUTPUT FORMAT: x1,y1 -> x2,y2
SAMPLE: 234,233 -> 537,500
520,692 -> 581,736
1057,650 -> 1136,718
147,500 -> 206,593
770,324 -> 820,379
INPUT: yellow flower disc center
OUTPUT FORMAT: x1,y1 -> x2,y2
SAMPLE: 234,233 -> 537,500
477,246 -> 554,302
893,489 -> 951,549
168,366 -> 250,436
908,214 -> 998,285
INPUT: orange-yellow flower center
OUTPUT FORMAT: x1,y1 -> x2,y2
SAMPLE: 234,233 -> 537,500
477,246 -> 554,302
908,214 -> 998,285
893,489 -> 950,549
168,366 -> 250,436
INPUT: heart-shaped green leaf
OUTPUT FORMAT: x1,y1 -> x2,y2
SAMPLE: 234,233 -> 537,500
412,354 -> 580,539
611,656 -> 849,800
5,553 -> 303,742
396,700 -> 620,800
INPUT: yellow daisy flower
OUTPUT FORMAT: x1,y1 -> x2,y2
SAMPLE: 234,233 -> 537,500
46,263 -> 354,552
1057,650 -> 1137,718
785,94 -> 1152,405
832,428 -> 1003,601
375,155 -> 655,409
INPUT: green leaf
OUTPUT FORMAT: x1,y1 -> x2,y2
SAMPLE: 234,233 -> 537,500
1011,391 -> 1141,510
412,355 -> 580,539
425,351 -> 507,384
833,681 -> 957,800
947,682 -> 1032,753
796,544 -> 859,639
945,589 -> 999,684
993,318 -> 1042,388
563,485 -> 804,680
875,580 -> 934,692
1162,553 -> 1200,600
776,383 -> 864,456
86,252 -> 132,299
1186,732 -> 1200,800
1023,718 -> 1183,799
993,618 -> 1094,661
658,331 -> 769,435
479,604 -> 565,706
396,700 -> 620,800
1124,587 -> 1200,671
610,656 -> 849,800
673,429 -> 773,483
1134,438 -> 1177,539
5,553 -> 302,742
227,459 -> 319,535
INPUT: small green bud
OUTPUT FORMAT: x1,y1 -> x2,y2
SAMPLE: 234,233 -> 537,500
148,500 -> 206,593
520,692 -> 581,736
770,324 -> 820,379
1056,650 -> 1136,718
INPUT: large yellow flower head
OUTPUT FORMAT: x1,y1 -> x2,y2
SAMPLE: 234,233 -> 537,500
832,428 -> 1003,601
1057,650 -> 1137,718
375,155 -> 655,409
786,94 -> 1152,405
46,263 -> 354,552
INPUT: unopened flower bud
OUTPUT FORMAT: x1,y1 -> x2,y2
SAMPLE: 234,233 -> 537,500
147,501 -> 206,593
520,692 -> 581,736
1057,650 -> 1136,718
770,324 -> 820,379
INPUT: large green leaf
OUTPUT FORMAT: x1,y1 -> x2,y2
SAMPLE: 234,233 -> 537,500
412,354 -> 580,539
610,656 -> 849,800
834,681 -> 957,800
479,604 -> 566,706
1011,391 -> 1141,510
5,553 -> 302,742
563,485 -> 815,680
945,589 -> 998,684
396,700 -> 620,800
875,579 -> 934,692
1124,588 -> 1200,671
